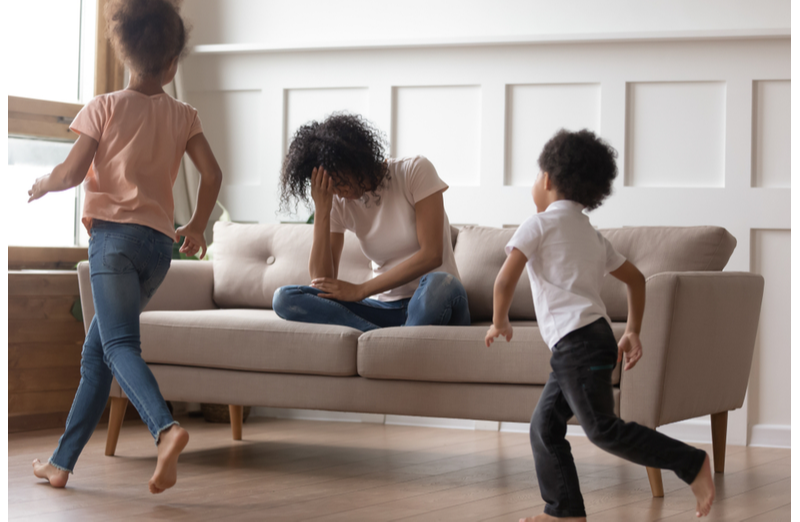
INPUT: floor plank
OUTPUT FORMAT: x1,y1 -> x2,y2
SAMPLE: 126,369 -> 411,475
8,415 -> 791,521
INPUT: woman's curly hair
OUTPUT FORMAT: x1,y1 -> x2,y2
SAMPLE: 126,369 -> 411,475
537,129 -> 618,211
106,0 -> 189,76
280,113 -> 390,213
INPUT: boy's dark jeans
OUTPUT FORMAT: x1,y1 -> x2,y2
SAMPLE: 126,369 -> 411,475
530,318 -> 707,518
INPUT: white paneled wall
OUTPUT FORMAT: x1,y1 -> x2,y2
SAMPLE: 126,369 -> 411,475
749,229 -> 792,447
506,83 -> 601,187
285,88 -> 369,151
752,80 -> 791,188
626,82 -> 726,188
394,86 -> 482,187
180,33 -> 790,446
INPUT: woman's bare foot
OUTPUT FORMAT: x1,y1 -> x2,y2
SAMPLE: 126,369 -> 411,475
690,453 -> 715,517
32,459 -> 69,488
148,425 -> 189,494
519,513 -> 586,522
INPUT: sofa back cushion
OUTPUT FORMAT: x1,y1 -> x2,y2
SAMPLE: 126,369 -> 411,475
599,226 -> 736,320
455,225 -> 736,322
212,222 -> 373,308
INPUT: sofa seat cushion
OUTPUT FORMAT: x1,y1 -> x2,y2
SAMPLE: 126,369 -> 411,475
357,322 -> 625,385
140,309 -> 361,376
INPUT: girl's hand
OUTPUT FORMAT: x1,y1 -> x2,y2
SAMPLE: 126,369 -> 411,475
311,277 -> 365,302
617,331 -> 643,371
175,222 -> 208,259
485,321 -> 513,347
28,174 -> 52,202
310,166 -> 335,215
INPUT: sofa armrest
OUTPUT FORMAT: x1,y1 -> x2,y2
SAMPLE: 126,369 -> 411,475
77,259 -> 216,334
619,271 -> 764,428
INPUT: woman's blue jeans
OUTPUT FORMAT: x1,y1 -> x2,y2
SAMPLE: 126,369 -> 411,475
273,272 -> 471,331
50,220 -> 178,473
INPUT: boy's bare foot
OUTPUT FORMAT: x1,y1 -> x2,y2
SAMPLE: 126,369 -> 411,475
148,425 -> 189,494
690,453 -> 715,517
519,513 -> 586,522
32,459 -> 69,488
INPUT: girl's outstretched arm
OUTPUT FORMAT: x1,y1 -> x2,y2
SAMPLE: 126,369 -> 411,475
179,132 -> 223,259
28,134 -> 98,202
485,248 -> 528,347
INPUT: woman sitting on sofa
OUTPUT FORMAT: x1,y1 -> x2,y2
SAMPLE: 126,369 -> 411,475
272,113 -> 470,332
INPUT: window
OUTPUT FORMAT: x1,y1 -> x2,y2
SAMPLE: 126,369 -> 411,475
7,0 -> 99,247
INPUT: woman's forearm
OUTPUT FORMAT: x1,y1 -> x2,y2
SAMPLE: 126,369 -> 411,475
309,213 -> 335,279
358,248 -> 441,299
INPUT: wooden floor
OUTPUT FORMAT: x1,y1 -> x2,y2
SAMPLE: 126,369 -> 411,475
9,415 -> 791,521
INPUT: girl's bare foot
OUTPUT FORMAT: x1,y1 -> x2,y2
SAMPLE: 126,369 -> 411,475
32,459 -> 69,488
519,513 -> 586,522
690,453 -> 715,517
148,425 -> 189,494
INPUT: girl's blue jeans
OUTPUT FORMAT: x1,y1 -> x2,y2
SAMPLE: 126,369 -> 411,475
272,272 -> 471,331
50,220 -> 178,473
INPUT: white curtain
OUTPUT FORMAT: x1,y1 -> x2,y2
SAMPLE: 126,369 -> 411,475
166,65 -> 223,244
166,65 -> 198,227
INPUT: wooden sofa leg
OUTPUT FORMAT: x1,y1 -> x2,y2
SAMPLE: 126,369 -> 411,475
105,397 -> 128,456
647,467 -> 664,497
711,411 -> 728,473
229,405 -> 243,441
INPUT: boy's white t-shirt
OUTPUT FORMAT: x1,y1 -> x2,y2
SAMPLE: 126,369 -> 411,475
506,200 -> 626,349
329,155 -> 461,302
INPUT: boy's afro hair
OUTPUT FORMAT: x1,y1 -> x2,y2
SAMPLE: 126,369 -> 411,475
537,129 -> 618,211
106,0 -> 189,76
279,113 -> 389,213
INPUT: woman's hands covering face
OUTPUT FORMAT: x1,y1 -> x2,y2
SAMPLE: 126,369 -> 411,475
310,166 -> 335,215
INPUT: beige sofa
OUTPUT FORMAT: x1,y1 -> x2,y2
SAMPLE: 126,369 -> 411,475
77,223 -> 764,497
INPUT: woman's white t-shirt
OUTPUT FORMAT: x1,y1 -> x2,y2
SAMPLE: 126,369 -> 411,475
329,155 -> 461,302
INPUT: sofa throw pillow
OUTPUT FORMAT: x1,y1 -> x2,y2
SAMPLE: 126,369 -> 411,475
212,222 -> 372,309
453,225 -> 536,322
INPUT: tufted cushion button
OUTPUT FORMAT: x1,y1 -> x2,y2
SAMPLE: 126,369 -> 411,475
266,256 -> 276,265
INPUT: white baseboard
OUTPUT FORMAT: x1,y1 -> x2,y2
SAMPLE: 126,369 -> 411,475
249,408 -> 789,448
505,418 -> 714,443
250,407 -> 367,423
384,415 -> 477,430
656,417 -> 713,444
749,424 -> 791,448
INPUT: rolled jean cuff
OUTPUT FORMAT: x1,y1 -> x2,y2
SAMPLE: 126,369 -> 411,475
48,459 -> 74,474
155,420 -> 181,446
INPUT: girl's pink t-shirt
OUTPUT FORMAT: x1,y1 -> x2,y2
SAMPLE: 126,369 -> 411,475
70,90 -> 203,240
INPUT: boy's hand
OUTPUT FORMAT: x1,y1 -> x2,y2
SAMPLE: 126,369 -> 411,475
175,223 -> 208,259
617,331 -> 643,371
28,174 -> 52,202
485,321 -> 513,347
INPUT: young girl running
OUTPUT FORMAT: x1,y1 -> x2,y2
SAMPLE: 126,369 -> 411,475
29,0 -> 222,494
485,129 -> 715,520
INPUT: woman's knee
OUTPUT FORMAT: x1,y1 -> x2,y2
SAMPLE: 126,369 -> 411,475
272,285 -> 312,320
420,272 -> 467,300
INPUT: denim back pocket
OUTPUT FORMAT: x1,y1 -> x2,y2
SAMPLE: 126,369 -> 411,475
141,250 -> 172,299
102,232 -> 144,273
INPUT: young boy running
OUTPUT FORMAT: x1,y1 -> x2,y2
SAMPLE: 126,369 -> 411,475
485,129 -> 715,520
